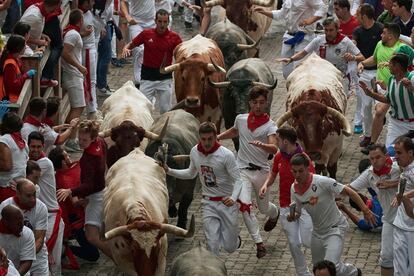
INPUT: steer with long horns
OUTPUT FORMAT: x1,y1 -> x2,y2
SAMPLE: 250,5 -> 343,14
160,34 -> 226,128
103,148 -> 195,276
276,53 -> 351,178
208,58 -> 277,150
205,0 -> 276,57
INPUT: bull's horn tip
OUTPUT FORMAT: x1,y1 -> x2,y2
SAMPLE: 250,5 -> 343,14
186,214 -> 196,237
342,130 -> 352,137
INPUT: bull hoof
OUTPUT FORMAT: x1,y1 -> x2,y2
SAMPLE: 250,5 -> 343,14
169,205 -> 178,218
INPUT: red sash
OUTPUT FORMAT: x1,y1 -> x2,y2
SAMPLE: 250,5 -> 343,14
83,49 -> 92,103
46,208 -> 62,253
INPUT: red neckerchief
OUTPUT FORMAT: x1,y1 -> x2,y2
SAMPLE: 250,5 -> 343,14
294,173 -> 313,196
42,117 -> 54,127
30,152 -> 46,161
373,156 -> 393,176
34,3 -> 62,22
84,138 -> 104,157
24,115 -> 42,127
326,33 -> 346,45
79,6 -> 89,14
10,132 -> 25,150
0,267 -> 8,276
13,196 -> 34,211
197,141 -> 221,156
247,112 -> 270,132
0,219 -> 19,237
63,24 -> 81,38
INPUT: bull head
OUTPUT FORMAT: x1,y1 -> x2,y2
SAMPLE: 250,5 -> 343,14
237,35 -> 261,50
104,214 -> 196,240
160,57 -> 226,75
208,78 -> 277,90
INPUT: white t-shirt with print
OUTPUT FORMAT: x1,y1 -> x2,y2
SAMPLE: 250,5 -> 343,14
0,226 -> 35,270
168,146 -> 242,201
36,157 -> 59,211
393,160 -> 414,231
20,5 -> 44,48
62,29 -> 84,78
126,0 -> 155,24
350,162 -> 399,223
304,34 -> 361,75
291,174 -> 346,234
21,123 -> 59,155
233,114 -> 277,171
0,134 -> 28,188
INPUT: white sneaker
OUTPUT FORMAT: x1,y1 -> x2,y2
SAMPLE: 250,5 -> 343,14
97,87 -> 113,97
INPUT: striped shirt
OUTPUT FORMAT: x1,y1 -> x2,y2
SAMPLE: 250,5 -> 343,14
386,72 -> 414,120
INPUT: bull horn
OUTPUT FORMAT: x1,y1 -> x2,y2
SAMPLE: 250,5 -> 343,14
104,225 -> 130,240
207,78 -> 231,89
205,0 -> 224,7
251,0 -> 275,7
326,107 -> 352,137
98,129 -> 112,138
251,78 -> 278,90
144,117 -> 169,141
160,214 -> 195,237
169,99 -> 186,111
276,111 -> 292,127
172,155 -> 190,163
237,37 -> 261,50
207,58 -> 226,74
160,54 -> 181,74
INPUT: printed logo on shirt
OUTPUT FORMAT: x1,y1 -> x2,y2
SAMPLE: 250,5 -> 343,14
200,165 -> 217,187
309,196 -> 318,206
311,184 -> 317,192
335,48 -> 341,55
148,38 -> 154,43
333,182 -> 338,187
23,217 -> 33,231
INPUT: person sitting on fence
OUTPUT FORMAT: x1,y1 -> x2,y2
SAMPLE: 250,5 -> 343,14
13,22 -> 35,56
0,35 -> 36,103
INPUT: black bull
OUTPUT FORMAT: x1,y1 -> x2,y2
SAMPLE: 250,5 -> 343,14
209,58 -> 277,150
145,110 -> 199,229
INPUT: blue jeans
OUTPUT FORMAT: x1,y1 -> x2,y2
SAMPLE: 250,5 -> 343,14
42,16 -> 63,80
97,23 -> 113,89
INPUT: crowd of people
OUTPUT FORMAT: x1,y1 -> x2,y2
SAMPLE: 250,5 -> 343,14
0,0 -> 412,275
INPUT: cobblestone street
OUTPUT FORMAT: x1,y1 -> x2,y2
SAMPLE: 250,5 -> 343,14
63,7 -> 384,275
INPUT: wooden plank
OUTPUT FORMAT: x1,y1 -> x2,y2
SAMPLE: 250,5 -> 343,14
42,87 -> 54,100
16,80 -> 33,118
59,93 -> 70,123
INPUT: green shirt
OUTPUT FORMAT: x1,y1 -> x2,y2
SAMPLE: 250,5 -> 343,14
373,41 -> 403,83
386,72 -> 414,120
377,11 -> 396,25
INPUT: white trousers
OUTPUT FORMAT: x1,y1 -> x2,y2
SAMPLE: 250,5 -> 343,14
85,190 -> 104,229
202,199 -> 239,255
82,47 -> 98,113
356,70 -> 376,136
46,213 -> 65,276
183,0 -> 194,23
280,207 -> 313,276
281,32 -> 315,79
238,169 -> 279,244
379,221 -> 394,268
129,22 -> 155,84
386,117 -> 414,147
393,226 -> 414,276
140,79 -> 173,114
311,218 -> 359,276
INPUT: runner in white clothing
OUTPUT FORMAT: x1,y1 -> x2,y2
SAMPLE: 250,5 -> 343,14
218,86 -> 279,258
28,132 -> 64,276
391,136 -> 414,276
0,179 -> 49,276
288,153 -> 376,276
0,206 -> 35,275
349,144 -> 399,276
164,122 -> 242,255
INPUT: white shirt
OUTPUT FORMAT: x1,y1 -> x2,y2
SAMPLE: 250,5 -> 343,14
62,29 -> 84,78
393,160 -> 414,231
291,174 -> 346,234
155,0 -> 172,13
21,122 -> 59,155
23,45 -> 34,56
6,260 -> 20,276
0,134 -> 28,188
233,114 -> 276,170
126,0 -> 155,24
36,157 -> 59,211
20,5 -> 45,49
271,0 -> 327,34
82,11 -> 96,49
0,226 -> 35,270
304,34 -> 361,75
168,146 -> 242,201
350,162 -> 399,223
0,198 -> 48,269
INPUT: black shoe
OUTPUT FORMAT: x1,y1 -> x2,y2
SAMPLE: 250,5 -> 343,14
135,83 -> 140,90
357,268 -> 362,276
361,143 -> 374,155
237,235 -> 242,249
184,21 -> 192,29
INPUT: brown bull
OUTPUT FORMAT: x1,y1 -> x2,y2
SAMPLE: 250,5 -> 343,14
276,53 -> 351,178
161,35 -> 226,128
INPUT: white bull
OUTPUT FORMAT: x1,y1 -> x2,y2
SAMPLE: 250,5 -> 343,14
276,53 -> 351,178
103,148 -> 195,276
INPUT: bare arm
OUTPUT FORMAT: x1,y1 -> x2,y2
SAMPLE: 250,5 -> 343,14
33,230 -> 46,253
249,134 -> 278,154
199,7 -> 211,36
402,190 -> 414,219
62,44 -> 87,75
121,0 -> 138,25
217,127 -> 238,140
18,260 -> 33,275
361,55 -> 376,67
341,186 -> 377,226
0,143 -> 12,171
359,81 -> 389,103
54,118 -> 79,145
0,0 -> 12,11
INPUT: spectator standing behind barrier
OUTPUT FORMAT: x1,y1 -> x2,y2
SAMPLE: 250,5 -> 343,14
392,0 -> 414,36
13,22 -> 35,56
378,0 -> 396,24
122,8 -> 182,114
334,0 -> 360,39
0,112 -> 28,203
0,35 -> 36,103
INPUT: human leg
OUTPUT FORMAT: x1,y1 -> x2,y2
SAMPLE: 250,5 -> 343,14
202,200 -> 222,255
218,203 -> 239,253
370,102 -> 389,144
97,23 -> 113,91
380,221 -> 394,276
129,23 -> 145,85
46,214 -> 64,276
140,80 -> 157,105
251,170 -> 279,221
85,48 -> 98,114
156,79 -> 173,114
393,227 -> 410,276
